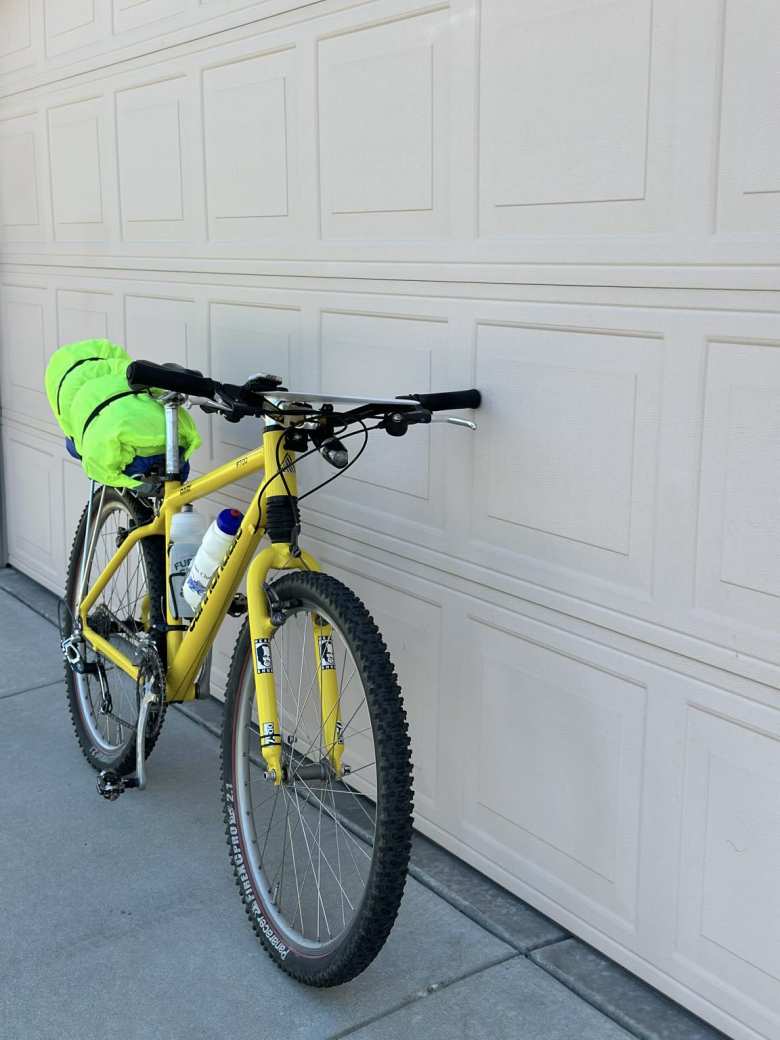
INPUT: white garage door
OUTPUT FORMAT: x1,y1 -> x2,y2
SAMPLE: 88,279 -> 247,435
1,2 -> 779,1036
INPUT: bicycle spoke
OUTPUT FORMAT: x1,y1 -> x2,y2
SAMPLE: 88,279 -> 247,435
296,776 -> 372,870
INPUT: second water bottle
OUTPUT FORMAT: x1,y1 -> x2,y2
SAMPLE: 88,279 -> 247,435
183,508 -> 244,612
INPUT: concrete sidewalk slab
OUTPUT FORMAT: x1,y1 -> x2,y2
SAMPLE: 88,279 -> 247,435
0,589 -> 63,696
531,941 -> 728,1040
0,566 -> 61,628
0,684 -> 514,1040
343,955 -> 633,1040
410,831 -> 567,952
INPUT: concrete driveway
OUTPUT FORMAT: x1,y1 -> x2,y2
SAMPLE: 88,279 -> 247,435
0,573 -> 721,1040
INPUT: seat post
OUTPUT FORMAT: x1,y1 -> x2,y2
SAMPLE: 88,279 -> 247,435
163,397 -> 182,479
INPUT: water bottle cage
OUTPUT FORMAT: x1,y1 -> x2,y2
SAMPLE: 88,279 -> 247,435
153,622 -> 190,634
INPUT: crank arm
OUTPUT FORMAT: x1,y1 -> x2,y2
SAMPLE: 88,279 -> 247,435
134,690 -> 158,791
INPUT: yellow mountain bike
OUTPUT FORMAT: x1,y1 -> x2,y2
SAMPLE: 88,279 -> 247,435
59,359 -> 480,985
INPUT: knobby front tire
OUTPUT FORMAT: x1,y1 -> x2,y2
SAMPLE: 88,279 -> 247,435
221,571 -> 414,986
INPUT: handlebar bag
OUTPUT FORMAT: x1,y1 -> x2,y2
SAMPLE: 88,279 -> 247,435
45,341 -> 201,488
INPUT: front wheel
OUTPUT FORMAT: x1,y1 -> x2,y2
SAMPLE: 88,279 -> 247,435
221,571 -> 414,986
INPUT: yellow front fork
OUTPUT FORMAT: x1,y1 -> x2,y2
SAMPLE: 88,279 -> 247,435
312,615 -> 344,776
246,543 -> 327,783
248,598 -> 344,783
245,428 -> 344,782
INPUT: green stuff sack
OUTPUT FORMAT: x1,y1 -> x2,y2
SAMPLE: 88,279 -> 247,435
45,341 -> 202,489
45,340 -> 130,438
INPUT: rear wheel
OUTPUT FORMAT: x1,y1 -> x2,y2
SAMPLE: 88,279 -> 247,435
63,486 -> 166,775
221,571 -> 413,986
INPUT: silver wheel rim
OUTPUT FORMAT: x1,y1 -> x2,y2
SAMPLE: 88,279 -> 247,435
233,603 -> 379,951
71,497 -> 150,755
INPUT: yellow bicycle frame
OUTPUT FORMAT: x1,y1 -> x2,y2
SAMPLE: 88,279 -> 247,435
77,424 -> 344,782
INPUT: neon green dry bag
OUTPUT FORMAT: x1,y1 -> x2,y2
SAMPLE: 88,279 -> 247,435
44,340 -> 201,488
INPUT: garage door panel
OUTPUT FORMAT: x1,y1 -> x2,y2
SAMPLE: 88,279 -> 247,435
209,299 -> 299,470
116,76 -> 201,242
461,606 -> 647,931
56,288 -> 119,346
717,0 -> 780,233
695,340 -> 780,642
48,95 -> 112,242
0,0 -> 36,75
0,283 -> 57,426
471,321 -> 662,598
314,308 -> 452,532
203,45 -> 298,242
124,293 -> 196,371
113,0 -> 192,35
479,0 -> 677,236
44,0 -> 108,58
318,6 -> 451,239
0,111 -> 46,242
675,703 -> 780,1036
122,290 -> 216,473
2,426 -> 62,585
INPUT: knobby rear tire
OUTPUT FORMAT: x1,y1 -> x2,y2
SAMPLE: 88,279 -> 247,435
63,486 -> 167,775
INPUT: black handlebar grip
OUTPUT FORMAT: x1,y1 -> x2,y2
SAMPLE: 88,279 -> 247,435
406,389 -> 481,412
126,360 -> 218,399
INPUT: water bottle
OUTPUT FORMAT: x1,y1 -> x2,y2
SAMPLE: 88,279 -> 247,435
168,505 -> 207,619
183,508 -> 244,612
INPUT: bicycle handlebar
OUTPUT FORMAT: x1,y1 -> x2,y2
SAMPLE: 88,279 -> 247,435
126,359 -> 481,424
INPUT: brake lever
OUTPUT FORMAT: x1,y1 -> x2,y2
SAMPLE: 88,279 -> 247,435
188,395 -> 231,417
214,385 -> 254,423
431,416 -> 478,430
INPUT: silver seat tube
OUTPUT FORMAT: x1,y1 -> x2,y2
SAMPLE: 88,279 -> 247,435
163,397 -> 182,479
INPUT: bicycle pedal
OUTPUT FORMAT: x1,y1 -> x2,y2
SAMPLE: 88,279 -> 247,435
227,593 -> 248,617
96,770 -> 138,800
